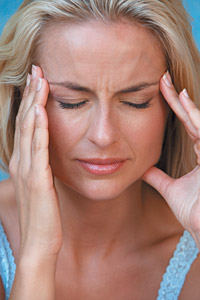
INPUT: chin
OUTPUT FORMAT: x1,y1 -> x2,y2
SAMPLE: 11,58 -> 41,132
77,186 -> 125,201
58,174 -> 138,201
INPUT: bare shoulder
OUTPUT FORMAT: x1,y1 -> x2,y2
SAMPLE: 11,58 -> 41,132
0,178 -> 16,221
179,246 -> 200,299
0,178 -> 19,259
0,276 -> 5,300
0,177 -> 14,200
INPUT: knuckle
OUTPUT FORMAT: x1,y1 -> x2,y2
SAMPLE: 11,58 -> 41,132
32,137 -> 42,153
28,84 -> 36,95
20,118 -> 29,135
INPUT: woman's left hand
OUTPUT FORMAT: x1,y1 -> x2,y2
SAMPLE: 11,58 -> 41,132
142,71 -> 200,245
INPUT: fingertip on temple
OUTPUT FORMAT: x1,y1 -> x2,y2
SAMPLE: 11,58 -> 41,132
162,71 -> 173,88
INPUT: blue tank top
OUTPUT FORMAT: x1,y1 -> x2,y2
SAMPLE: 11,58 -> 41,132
0,221 -> 199,300
0,221 -> 16,300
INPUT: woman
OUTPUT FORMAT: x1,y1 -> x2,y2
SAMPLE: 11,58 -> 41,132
0,0 -> 200,299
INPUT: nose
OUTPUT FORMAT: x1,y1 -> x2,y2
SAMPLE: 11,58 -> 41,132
86,103 -> 120,148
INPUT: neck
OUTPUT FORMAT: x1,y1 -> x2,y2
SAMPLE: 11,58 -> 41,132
55,179 -> 148,259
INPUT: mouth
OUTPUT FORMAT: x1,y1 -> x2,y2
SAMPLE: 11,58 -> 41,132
77,158 -> 127,175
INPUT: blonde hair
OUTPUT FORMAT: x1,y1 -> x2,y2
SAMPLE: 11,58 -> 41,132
0,0 -> 199,177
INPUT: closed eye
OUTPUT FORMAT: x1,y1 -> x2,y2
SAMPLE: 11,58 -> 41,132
121,99 -> 152,109
58,100 -> 88,109
56,98 -> 152,110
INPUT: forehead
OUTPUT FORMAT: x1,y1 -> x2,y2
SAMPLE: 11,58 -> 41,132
36,20 -> 166,88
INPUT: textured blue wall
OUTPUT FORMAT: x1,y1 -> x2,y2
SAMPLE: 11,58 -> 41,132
0,0 -> 199,181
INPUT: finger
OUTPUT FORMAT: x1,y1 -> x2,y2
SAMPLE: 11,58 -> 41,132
16,74 -> 31,118
13,67 -> 48,164
142,166 -> 174,201
160,71 -> 198,140
19,78 -> 49,170
13,67 -> 39,162
179,90 -> 200,140
194,141 -> 200,165
12,75 -> 31,158
18,66 -> 44,128
18,105 -> 35,171
31,104 -> 51,184
32,77 -> 49,107
20,65 -> 42,119
15,66 -> 44,128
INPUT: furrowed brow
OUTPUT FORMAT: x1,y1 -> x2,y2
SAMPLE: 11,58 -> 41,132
118,82 -> 159,93
49,81 -> 159,94
49,81 -> 92,93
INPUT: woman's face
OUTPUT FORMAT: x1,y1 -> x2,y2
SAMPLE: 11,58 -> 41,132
38,20 -> 168,200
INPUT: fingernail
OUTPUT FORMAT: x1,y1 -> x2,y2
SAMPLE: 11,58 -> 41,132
182,88 -> 189,98
35,104 -> 40,116
26,73 -> 31,87
32,65 -> 37,79
36,78 -> 42,91
163,71 -> 172,87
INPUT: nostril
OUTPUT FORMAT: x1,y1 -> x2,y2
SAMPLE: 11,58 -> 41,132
86,111 -> 119,148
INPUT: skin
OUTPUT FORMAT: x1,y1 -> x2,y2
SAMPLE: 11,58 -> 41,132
40,21 -> 168,201
0,20 -> 200,299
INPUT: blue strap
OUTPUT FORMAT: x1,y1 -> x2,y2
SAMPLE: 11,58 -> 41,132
157,230 -> 199,300
0,221 -> 16,300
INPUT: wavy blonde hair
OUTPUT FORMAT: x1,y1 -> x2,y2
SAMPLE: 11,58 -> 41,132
0,0 -> 199,177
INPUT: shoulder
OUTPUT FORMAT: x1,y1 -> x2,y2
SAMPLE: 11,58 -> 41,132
171,231 -> 200,299
0,178 -> 19,260
156,230 -> 200,300
179,248 -> 200,300
0,276 -> 5,300
179,253 -> 200,299
0,178 -> 16,222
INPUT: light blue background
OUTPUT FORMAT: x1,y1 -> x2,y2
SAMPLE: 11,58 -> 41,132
0,0 -> 199,181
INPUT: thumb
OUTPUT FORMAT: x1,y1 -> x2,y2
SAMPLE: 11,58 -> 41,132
142,166 -> 174,200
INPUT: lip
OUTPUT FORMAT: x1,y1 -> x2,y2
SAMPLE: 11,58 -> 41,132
77,158 -> 127,175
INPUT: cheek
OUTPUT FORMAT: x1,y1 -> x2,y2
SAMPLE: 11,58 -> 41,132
47,112 -> 87,154
144,108 -> 167,162
124,101 -> 168,164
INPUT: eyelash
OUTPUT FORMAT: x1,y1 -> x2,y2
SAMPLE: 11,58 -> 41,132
57,99 -> 151,110
58,100 -> 87,109
121,100 -> 151,109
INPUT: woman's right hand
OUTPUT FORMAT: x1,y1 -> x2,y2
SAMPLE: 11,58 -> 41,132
9,65 -> 62,261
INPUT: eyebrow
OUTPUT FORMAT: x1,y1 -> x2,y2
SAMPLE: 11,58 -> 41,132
49,80 -> 159,94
